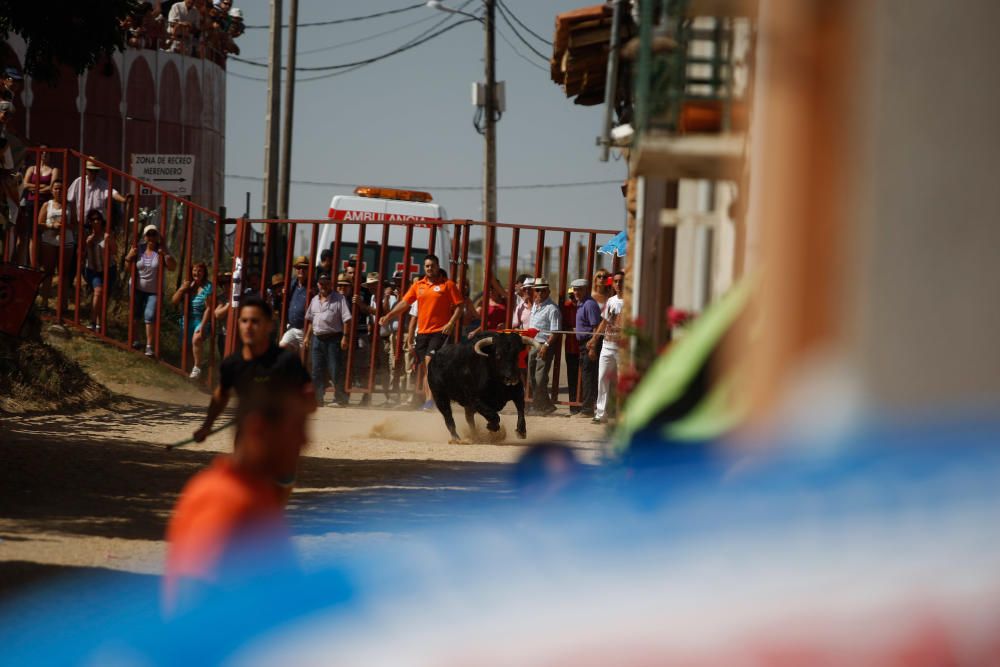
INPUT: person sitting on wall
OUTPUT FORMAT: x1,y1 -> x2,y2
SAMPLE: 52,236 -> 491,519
167,0 -> 201,55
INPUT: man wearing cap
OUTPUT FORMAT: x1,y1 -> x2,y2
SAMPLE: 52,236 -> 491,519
574,279 -> 601,417
511,274 -> 534,329
303,273 -> 353,407
527,279 -> 562,415
280,256 -> 309,353
266,272 -> 285,335
562,280 -> 584,415
66,159 -> 130,228
1,68 -> 22,103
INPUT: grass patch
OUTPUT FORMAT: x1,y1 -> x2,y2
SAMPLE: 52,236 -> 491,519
45,331 -> 197,396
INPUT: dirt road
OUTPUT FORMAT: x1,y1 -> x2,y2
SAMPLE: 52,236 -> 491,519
0,387 -> 608,602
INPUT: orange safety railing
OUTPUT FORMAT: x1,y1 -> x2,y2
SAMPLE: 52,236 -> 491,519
6,147 -> 226,384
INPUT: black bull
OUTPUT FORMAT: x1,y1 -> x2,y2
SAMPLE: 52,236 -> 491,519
427,332 -> 541,443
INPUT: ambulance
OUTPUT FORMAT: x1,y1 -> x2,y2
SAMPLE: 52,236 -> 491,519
311,186 -> 451,280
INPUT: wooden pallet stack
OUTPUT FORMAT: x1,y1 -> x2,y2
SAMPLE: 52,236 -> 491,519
551,4 -> 628,106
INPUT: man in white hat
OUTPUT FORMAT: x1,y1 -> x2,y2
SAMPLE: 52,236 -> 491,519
527,278 -> 561,415
511,274 -> 533,329
66,159 -> 130,228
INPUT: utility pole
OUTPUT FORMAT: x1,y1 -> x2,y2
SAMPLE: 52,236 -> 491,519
483,0 -> 497,225
278,0 -> 298,219
263,0 -> 283,218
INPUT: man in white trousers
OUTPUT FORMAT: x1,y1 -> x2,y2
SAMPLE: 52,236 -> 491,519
586,271 -> 624,424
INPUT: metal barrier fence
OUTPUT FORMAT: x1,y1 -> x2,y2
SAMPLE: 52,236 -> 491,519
234,217 -> 621,408
6,151 -> 620,407
6,147 -> 226,383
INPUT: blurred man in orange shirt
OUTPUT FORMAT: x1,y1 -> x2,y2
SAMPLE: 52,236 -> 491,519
379,254 -> 463,410
163,385 -> 311,616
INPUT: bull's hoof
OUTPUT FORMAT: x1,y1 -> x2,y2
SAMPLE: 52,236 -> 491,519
487,421 -> 501,432
448,437 -> 469,445
516,430 -> 527,440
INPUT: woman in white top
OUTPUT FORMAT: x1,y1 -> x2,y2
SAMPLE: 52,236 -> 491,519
125,224 -> 177,356
35,180 -> 75,312
18,145 -> 60,265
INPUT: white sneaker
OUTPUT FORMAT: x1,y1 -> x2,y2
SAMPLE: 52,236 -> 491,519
189,366 -> 202,379
144,345 -> 154,357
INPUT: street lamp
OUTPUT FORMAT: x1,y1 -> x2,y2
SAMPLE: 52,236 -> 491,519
425,0 -> 478,19
427,0 -> 500,228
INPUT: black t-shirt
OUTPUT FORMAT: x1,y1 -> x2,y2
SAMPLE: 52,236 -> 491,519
220,343 -> 311,397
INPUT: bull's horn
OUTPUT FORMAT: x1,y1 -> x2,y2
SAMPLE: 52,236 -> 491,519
473,337 -> 495,357
521,335 -> 542,349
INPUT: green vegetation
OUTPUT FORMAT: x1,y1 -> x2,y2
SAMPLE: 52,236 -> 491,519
0,1 -> 140,82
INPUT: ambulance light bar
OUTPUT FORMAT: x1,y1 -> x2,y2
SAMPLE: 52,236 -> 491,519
354,186 -> 433,203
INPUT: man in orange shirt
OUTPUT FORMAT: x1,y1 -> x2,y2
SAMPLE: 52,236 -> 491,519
379,254 -> 463,410
163,385 -> 310,617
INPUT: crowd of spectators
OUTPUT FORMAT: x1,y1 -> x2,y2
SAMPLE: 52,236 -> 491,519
122,0 -> 246,64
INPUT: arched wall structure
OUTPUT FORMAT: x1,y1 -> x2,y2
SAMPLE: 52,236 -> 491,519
3,36 -> 226,213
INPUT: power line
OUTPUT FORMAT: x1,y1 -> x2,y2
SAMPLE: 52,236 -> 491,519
225,174 -> 624,191
227,12 -> 474,83
496,25 -> 548,72
244,3 -> 426,29
239,13 -> 440,62
494,2 -> 550,62
229,18 -> 477,72
496,0 -> 553,46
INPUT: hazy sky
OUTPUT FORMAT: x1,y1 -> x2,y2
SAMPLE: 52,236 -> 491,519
223,0 -> 628,233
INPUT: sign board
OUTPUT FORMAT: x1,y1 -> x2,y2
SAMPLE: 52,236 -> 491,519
131,154 -> 195,196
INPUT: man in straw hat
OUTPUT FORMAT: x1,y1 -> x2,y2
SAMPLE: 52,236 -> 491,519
280,255 -> 310,354
527,278 -> 562,415
66,158 -> 131,228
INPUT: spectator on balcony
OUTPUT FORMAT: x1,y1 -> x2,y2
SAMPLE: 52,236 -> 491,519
83,209 -> 118,332
35,180 -> 71,313
0,67 -> 22,103
172,260 -> 213,378
204,0 -> 241,58
65,160 -> 130,227
228,6 -> 246,39
167,0 -> 201,55
126,224 -> 177,357
14,145 -> 58,265
125,3 -> 165,49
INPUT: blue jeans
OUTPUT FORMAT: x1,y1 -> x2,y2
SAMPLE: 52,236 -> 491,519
136,290 -> 158,324
311,332 -> 345,405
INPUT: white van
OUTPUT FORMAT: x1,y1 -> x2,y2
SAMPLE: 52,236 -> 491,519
308,186 -> 451,279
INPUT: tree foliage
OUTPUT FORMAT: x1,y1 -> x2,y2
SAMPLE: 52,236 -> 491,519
0,0 -> 140,82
